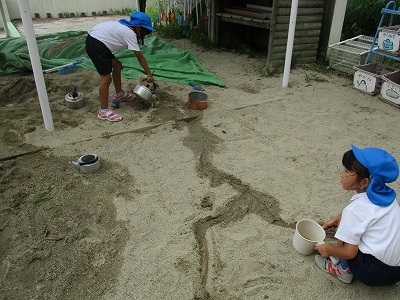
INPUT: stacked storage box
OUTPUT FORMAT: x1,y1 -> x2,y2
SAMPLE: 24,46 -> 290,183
380,70 -> 400,107
377,25 -> 400,55
328,35 -> 380,75
353,63 -> 396,95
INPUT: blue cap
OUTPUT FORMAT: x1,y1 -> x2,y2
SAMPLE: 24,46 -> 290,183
351,144 -> 399,206
119,12 -> 156,32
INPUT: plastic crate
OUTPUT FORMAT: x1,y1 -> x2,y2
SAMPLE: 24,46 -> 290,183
377,25 -> 400,55
353,63 -> 397,95
328,35 -> 380,74
380,70 -> 400,108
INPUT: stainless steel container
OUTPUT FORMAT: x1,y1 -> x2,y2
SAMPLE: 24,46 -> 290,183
70,154 -> 101,173
133,84 -> 154,102
64,92 -> 85,109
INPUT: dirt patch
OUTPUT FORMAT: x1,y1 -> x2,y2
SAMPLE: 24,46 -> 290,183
0,153 -> 130,299
0,65 -> 198,299
0,53 -> 208,298
2,24 -> 400,299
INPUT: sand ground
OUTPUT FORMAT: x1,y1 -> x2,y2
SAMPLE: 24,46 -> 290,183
1,15 -> 400,300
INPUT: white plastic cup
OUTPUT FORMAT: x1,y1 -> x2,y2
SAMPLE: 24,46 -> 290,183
292,219 -> 326,255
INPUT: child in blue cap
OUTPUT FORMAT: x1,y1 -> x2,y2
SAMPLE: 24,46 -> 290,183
86,12 -> 155,121
315,145 -> 400,285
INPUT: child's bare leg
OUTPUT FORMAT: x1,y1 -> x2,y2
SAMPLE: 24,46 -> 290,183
99,74 -> 112,109
111,58 -> 123,94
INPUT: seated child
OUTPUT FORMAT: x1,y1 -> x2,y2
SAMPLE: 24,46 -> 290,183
315,144 -> 400,286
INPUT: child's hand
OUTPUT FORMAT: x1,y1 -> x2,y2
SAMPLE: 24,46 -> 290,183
315,243 -> 330,258
322,220 -> 337,230
322,214 -> 342,230
324,226 -> 337,233
146,74 -> 154,83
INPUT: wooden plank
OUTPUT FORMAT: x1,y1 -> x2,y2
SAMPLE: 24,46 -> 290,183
276,7 -> 324,16
216,12 -> 271,24
275,22 -> 322,31
270,56 -> 317,68
276,15 -> 323,24
266,0 -> 279,69
272,36 -> 320,46
272,48 -> 319,57
277,0 -> 325,9
271,50 -> 318,61
270,53 -> 319,63
217,14 -> 271,29
272,44 -> 319,53
273,29 -> 321,39
209,0 -> 216,43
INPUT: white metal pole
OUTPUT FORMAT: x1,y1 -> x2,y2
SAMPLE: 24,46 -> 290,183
0,0 -> 10,37
18,0 -> 54,132
183,0 -> 186,22
195,0 -> 198,25
282,0 -> 298,88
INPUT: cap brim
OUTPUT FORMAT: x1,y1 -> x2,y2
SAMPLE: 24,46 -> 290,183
143,25 -> 156,32
351,144 -> 367,168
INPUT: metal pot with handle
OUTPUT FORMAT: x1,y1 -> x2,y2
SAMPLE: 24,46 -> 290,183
133,84 -> 155,102
70,154 -> 100,173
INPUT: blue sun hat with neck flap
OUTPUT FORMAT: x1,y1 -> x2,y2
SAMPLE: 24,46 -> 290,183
119,12 -> 156,32
351,144 -> 399,206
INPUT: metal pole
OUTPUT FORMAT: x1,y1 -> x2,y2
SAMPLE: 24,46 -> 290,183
282,0 -> 298,88
0,0 -> 10,37
18,0 -> 54,132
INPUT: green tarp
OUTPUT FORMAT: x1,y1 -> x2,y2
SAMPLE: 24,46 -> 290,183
0,30 -> 225,87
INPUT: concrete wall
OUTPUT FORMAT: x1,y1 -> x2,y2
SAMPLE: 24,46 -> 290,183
4,0 -> 139,20
328,0 -> 347,46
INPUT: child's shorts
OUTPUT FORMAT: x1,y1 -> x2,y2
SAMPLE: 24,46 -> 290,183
348,250 -> 400,286
85,35 -> 115,75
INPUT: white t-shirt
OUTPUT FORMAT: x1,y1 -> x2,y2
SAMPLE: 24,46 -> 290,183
335,192 -> 400,266
88,21 -> 140,53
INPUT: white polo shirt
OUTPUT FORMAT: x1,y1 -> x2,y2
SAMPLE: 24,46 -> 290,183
88,21 -> 140,53
335,192 -> 400,266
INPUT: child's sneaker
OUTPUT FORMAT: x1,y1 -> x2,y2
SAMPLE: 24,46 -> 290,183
111,99 -> 121,109
97,108 -> 123,122
315,255 -> 354,284
111,91 -> 135,108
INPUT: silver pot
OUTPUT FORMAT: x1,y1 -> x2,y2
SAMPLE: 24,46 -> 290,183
133,84 -> 154,102
70,154 -> 100,173
65,91 -> 85,109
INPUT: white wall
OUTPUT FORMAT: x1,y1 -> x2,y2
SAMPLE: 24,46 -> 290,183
328,0 -> 348,46
5,0 -> 139,20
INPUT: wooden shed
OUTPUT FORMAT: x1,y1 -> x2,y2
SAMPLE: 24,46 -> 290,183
208,0 -> 326,70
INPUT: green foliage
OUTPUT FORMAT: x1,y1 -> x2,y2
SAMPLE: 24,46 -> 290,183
155,24 -> 210,47
342,0 -> 400,40
156,24 -> 186,39
304,73 -> 329,83
109,7 -> 132,16
258,65 -> 281,77
187,26 -> 210,46
122,7 -> 132,15
287,80 -> 297,88
146,4 -> 159,21
33,186 -> 54,205
146,3 -> 209,47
